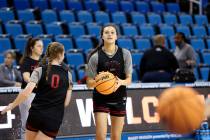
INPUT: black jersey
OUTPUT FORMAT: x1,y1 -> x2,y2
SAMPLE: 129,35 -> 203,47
30,65 -> 69,120
20,57 -> 39,90
93,47 -> 126,103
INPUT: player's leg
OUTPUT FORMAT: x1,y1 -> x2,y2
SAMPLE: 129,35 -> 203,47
110,116 -> 125,140
95,112 -> 108,140
25,129 -> 38,140
34,131 -> 53,140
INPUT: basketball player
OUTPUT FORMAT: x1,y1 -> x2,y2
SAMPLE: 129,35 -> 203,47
87,24 -> 132,140
19,38 -> 43,139
1,42 -> 73,140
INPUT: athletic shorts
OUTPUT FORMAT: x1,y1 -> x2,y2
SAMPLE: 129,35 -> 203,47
26,112 -> 62,138
93,100 -> 126,117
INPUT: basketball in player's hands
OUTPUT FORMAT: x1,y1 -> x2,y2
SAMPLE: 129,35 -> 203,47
95,71 -> 116,95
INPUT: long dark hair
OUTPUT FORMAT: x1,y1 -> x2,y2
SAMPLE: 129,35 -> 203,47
41,42 -> 64,80
19,38 -> 41,64
87,24 -> 119,62
176,32 -> 189,44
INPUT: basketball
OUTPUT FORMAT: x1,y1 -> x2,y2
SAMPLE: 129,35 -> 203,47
157,86 -> 205,134
95,71 -> 116,95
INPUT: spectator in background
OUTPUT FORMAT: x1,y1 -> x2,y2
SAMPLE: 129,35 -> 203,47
0,50 -> 22,87
174,32 -> 196,72
139,34 -> 179,82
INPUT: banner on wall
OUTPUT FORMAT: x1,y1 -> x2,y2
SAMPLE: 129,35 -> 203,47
0,84 -> 210,140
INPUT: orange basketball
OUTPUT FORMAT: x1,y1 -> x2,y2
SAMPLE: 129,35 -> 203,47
95,71 -> 116,95
157,86 -> 205,134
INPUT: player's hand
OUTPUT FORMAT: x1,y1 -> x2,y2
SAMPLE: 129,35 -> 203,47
114,77 -> 122,92
1,103 -> 13,115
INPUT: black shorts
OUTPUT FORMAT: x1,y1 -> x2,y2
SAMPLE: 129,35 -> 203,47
93,100 -> 126,117
26,112 -> 62,138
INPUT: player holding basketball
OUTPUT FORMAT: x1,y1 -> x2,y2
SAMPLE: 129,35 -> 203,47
87,24 -> 132,140
1,42 -> 73,140
19,38 -> 43,139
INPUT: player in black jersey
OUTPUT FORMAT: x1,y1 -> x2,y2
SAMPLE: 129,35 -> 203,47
1,42 -> 73,140
87,24 -> 132,140
19,38 -> 43,139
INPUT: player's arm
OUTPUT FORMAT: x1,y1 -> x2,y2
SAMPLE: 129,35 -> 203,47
64,87 -> 72,107
1,82 -> 36,114
86,54 -> 98,89
22,72 -> 31,83
64,72 -> 73,107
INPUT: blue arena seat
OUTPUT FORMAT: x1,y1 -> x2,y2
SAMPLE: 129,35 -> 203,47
14,34 -> 31,53
77,10 -> 93,23
55,34 -> 74,51
0,8 -> 15,23
199,67 -> 209,81
166,3 -> 180,13
194,15 -> 208,25
190,37 -> 206,50
66,51 -> 85,67
159,24 -> 175,37
67,0 -> 83,11
119,0 -> 134,12
104,0 -> 119,12
134,36 -> 151,51
139,24 -> 155,37
202,51 -> 210,65
131,51 -> 143,68
41,9 -> 58,23
117,36 -> 134,50
45,21 -> 66,35
5,20 -> 24,37
68,22 -> 85,37
132,68 -> 139,82
163,13 -> 178,25
84,0 -> 100,11
75,35 -> 93,51
86,22 -> 101,37
17,9 -> 36,22
147,13 -> 162,25
50,0 -> 66,10
59,10 -> 75,23
150,1 -> 165,13
121,23 -> 138,37
179,14 -> 193,25
135,1 -> 150,13
25,20 -> 44,36
32,0 -> 49,10
94,11 -> 110,24
111,11 -> 127,24
192,25 -> 207,38
0,34 -> 13,52
130,12 -> 146,25
14,0 -> 30,10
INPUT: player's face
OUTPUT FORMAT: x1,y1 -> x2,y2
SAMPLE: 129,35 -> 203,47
102,26 -> 117,44
32,40 -> 43,56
